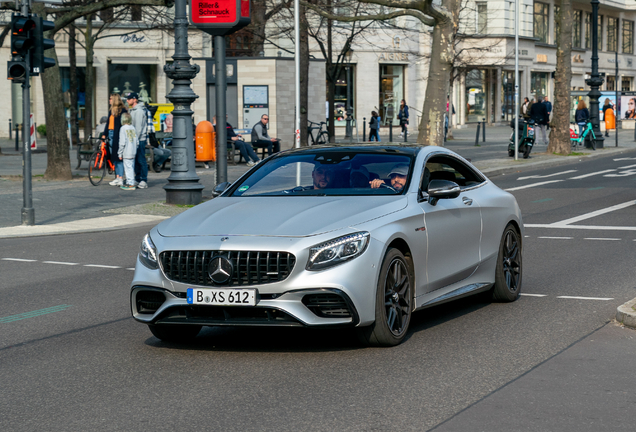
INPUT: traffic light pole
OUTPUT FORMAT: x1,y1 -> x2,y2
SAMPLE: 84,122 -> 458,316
20,0 -> 34,225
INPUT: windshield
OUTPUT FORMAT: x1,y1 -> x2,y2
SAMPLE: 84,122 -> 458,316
230,152 -> 413,197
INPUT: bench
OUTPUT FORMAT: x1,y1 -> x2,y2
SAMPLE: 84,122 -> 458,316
76,135 -> 100,169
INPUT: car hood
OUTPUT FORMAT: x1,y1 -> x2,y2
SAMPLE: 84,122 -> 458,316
157,196 -> 407,237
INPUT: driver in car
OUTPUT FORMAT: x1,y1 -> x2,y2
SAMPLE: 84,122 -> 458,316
370,163 -> 409,192
312,165 -> 333,189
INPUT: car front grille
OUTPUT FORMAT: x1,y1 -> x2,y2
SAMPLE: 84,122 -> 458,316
159,250 -> 296,287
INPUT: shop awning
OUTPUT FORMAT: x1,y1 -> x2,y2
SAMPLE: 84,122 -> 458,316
108,57 -> 161,64
57,56 -> 100,67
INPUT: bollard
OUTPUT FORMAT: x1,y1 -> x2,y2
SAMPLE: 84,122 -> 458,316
363,117 -> 366,142
9,119 -> 11,140
15,124 -> 19,151
474,122 -> 481,146
482,120 -> 486,142
389,122 -> 393,142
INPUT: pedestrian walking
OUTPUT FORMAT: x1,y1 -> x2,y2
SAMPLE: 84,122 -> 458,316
602,98 -> 615,137
543,96 -> 552,122
103,94 -> 127,186
368,111 -> 381,142
530,96 -> 549,145
117,113 -> 139,191
398,99 -> 409,138
126,92 -> 149,189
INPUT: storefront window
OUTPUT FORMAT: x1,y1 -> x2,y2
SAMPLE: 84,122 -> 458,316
531,72 -> 549,99
333,65 -> 355,127
466,69 -> 486,123
379,64 -> 404,126
502,71 -> 515,122
108,63 -> 156,104
60,67 -> 86,127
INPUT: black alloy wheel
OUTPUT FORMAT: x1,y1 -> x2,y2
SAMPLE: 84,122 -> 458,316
492,224 -> 522,302
358,248 -> 413,346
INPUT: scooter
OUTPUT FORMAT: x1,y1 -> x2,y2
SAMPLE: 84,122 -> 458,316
508,117 -> 535,159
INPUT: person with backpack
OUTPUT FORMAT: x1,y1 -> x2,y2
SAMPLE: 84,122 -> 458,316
369,111 -> 381,142
126,92 -> 149,189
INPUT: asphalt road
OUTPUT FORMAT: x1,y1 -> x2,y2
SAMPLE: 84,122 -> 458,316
1,150 -> 636,431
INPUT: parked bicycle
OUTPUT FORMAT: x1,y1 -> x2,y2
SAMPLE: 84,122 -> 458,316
571,121 -> 597,150
88,138 -> 115,186
308,121 -> 329,145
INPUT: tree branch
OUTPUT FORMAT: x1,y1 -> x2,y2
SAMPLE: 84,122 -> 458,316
302,1 -> 435,27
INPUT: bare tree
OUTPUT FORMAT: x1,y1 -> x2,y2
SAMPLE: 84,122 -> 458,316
549,0 -> 573,155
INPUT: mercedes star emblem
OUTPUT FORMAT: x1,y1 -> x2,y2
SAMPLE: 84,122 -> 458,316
208,256 -> 233,284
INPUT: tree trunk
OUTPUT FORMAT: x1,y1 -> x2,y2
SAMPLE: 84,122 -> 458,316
418,1 -> 457,146
299,6 -> 309,146
83,17 -> 94,141
548,0 -> 572,155
250,0 -> 266,56
31,3 -> 72,180
69,24 -> 80,145
326,12 -> 335,142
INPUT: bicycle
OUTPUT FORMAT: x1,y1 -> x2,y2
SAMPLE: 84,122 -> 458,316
88,138 -> 115,186
308,121 -> 329,145
570,121 -> 597,150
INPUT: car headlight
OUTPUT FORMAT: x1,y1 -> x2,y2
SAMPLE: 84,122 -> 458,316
306,232 -> 370,271
139,233 -> 158,269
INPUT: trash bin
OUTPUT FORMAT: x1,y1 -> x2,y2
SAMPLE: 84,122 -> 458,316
195,121 -> 215,162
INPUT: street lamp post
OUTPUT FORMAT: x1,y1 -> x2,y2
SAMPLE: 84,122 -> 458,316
586,0 -> 605,149
163,0 -> 204,205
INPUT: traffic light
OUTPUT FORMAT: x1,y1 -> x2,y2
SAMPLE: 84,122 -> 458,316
31,17 -> 56,75
7,14 -> 36,82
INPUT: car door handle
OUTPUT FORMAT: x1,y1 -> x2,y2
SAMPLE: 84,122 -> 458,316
462,197 -> 473,206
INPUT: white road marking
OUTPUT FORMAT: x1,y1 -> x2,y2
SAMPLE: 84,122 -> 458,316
520,293 -> 548,297
538,236 -> 573,239
127,268 -> 135,271
550,200 -> 636,226
556,296 -> 614,301
42,261 -> 79,266
505,180 -> 564,191
584,237 -> 621,241
84,264 -> 122,269
613,157 -> 636,161
569,169 -> 616,179
1,258 -> 37,262
525,224 -> 636,231
517,170 -> 577,181
618,164 -> 636,169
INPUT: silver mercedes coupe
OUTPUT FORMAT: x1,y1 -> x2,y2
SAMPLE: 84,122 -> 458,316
131,145 -> 523,346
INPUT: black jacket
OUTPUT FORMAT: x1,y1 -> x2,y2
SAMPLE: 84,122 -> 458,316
529,102 -> 548,125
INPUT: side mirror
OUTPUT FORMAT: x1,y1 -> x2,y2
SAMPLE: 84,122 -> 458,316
212,182 -> 231,197
427,179 -> 460,206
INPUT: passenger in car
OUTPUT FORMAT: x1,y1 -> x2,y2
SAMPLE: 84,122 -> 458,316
312,165 -> 334,189
369,163 -> 409,192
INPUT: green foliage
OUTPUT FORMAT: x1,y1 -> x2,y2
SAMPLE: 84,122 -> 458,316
37,124 -> 46,136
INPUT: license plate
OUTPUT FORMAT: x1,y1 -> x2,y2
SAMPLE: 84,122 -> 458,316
187,288 -> 257,306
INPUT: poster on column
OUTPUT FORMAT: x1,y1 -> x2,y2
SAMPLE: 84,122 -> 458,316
599,92 -> 618,122
620,92 -> 636,120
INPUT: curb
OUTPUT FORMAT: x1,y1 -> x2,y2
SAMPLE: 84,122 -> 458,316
616,297 -> 636,329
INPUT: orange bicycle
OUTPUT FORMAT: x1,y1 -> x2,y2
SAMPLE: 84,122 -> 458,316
88,138 -> 115,186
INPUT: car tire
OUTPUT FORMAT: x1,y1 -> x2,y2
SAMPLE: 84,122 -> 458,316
523,144 -> 532,159
358,248 -> 413,347
508,149 -> 514,157
148,324 -> 202,342
492,224 -> 522,302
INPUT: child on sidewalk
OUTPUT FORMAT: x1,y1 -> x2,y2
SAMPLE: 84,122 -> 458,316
118,113 -> 139,190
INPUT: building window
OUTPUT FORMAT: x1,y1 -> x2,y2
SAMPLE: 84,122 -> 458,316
585,13 -> 591,48
622,77 -> 633,91
100,8 -> 113,22
379,65 -> 403,127
607,17 -> 618,52
534,2 -> 549,43
476,2 -> 487,34
573,10 -> 582,48
553,6 -> 560,44
333,65 -> 356,126
623,20 -> 634,54
606,76 -> 616,91
531,72 -> 549,99
108,63 -> 156,103
131,5 -> 142,21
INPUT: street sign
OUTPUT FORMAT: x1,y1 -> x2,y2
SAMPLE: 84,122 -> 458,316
190,0 -> 250,36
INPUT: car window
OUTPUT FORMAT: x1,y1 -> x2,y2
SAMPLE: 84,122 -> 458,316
421,155 -> 485,191
230,152 -> 413,197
